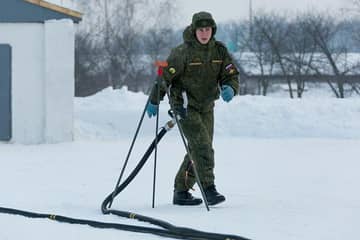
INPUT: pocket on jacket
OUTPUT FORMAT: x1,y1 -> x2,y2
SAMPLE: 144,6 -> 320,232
187,62 -> 202,75
210,60 -> 222,76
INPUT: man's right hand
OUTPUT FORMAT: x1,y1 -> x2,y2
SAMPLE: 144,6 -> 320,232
146,102 -> 158,118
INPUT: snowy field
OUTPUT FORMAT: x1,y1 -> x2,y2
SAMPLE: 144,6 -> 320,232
1,88 -> 360,240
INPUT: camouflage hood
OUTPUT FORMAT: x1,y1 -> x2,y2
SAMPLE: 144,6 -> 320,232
191,11 -> 217,33
183,11 -> 217,47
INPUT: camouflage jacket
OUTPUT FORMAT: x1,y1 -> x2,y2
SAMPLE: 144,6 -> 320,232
150,25 -> 239,112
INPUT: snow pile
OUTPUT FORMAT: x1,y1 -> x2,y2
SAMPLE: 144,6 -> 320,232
75,87 -> 360,140
215,96 -> 360,138
1,87 -> 360,240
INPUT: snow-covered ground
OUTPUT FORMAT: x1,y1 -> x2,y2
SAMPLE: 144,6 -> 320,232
1,88 -> 360,240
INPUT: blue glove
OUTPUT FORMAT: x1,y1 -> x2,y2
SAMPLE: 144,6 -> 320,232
146,102 -> 158,118
221,85 -> 235,102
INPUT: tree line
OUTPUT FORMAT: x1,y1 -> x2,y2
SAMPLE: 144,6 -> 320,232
228,12 -> 360,98
74,0 -> 179,96
74,0 -> 360,98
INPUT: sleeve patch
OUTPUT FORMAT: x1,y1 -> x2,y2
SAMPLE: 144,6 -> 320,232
169,67 -> 176,74
225,63 -> 233,70
225,63 -> 236,74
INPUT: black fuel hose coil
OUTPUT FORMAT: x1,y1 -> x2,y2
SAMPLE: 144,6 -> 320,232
0,120 -> 252,240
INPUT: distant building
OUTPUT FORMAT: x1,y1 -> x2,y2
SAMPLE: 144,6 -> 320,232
0,0 -> 82,144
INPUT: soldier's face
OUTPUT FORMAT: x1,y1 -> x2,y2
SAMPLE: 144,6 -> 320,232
195,27 -> 212,44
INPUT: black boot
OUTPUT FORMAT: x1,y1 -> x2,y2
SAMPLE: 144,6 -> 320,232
204,185 -> 225,206
173,190 -> 203,206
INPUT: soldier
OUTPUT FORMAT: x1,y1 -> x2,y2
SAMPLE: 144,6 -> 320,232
147,11 -> 239,206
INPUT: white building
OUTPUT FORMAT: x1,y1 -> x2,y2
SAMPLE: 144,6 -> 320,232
0,0 -> 82,144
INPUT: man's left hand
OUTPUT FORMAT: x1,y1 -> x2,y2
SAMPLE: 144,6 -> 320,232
221,85 -> 234,102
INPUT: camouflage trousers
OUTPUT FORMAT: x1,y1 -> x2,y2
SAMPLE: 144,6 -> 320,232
174,107 -> 215,191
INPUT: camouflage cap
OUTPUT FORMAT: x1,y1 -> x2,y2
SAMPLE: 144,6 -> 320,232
191,11 -> 216,30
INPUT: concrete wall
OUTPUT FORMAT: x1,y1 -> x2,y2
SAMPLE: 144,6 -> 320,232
44,19 -> 74,143
0,23 -> 45,144
0,20 -> 75,144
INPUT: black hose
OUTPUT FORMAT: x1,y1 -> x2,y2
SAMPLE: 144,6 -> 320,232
101,124 -> 252,240
0,122 -> 252,240
0,206 -> 192,240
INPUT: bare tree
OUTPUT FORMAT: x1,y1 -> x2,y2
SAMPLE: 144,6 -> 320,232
303,13 -> 359,98
346,0 -> 360,94
74,0 -> 112,96
75,31 -> 109,96
349,19 -> 360,95
241,16 -> 276,96
102,0 -> 146,90
141,0 -> 179,92
285,15 -> 317,98
74,0 -> 179,94
347,0 -> 360,12
255,13 -> 295,98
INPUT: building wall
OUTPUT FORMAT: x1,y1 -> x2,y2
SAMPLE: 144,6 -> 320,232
0,20 -> 75,144
0,23 -> 45,144
44,19 -> 74,143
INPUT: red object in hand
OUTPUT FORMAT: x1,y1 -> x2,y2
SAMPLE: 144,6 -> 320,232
154,60 -> 168,76
154,61 -> 168,68
157,67 -> 163,76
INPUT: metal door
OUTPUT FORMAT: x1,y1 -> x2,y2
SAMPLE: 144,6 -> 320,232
0,44 -> 12,141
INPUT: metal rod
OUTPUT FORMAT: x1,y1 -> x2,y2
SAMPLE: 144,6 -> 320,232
152,80 -> 161,208
159,75 -> 210,211
108,89 -> 153,208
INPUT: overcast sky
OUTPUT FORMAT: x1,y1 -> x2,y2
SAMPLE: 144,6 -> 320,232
178,0 -> 349,26
49,0 -> 351,28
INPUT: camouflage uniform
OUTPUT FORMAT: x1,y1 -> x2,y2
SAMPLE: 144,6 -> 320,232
150,12 -> 239,192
